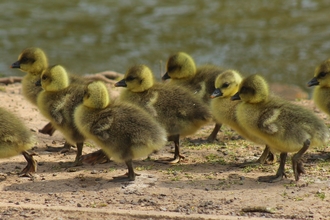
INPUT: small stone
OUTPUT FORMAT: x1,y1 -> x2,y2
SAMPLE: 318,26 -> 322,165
119,200 -> 126,204
77,203 -> 82,207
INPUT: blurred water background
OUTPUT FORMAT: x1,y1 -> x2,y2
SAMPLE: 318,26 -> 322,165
1,0 -> 330,94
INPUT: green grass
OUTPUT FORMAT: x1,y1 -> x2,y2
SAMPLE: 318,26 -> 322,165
205,153 -> 227,165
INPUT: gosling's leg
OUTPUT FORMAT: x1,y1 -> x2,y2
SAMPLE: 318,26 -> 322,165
74,142 -> 83,166
258,152 -> 287,183
257,145 -> 275,164
238,145 -> 275,168
39,122 -> 56,136
112,159 -> 140,182
206,123 -> 222,142
20,151 -> 37,177
60,142 -> 84,167
80,149 -> 111,165
156,134 -> 184,164
292,139 -> 310,181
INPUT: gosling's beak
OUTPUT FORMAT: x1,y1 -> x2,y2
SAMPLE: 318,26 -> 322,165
11,60 -> 21,68
231,92 -> 241,101
307,77 -> 319,87
115,79 -> 127,87
35,79 -> 41,86
162,72 -> 171,81
210,88 -> 222,99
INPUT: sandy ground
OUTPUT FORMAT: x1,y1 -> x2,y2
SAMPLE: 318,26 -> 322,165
0,83 -> 329,220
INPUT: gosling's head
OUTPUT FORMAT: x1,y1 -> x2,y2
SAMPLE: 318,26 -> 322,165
162,52 -> 196,80
115,65 -> 154,92
232,74 -> 269,104
83,81 -> 110,109
211,70 -> 242,99
11,47 -> 48,75
38,65 -> 69,92
308,58 -> 330,88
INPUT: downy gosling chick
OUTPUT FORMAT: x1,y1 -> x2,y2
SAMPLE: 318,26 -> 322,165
162,52 -> 224,142
210,70 -> 274,164
74,81 -> 167,181
0,107 -> 37,176
36,65 -> 86,166
232,74 -> 329,182
307,58 -> 330,116
115,64 -> 212,163
11,47 -> 48,106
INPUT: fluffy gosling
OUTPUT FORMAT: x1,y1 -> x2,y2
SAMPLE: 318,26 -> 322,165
232,74 -> 329,182
210,70 -> 274,164
162,52 -> 224,142
0,107 -> 36,176
74,81 -> 167,181
115,64 -> 212,163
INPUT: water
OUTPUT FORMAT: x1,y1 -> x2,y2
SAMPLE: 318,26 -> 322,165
1,0 -> 330,93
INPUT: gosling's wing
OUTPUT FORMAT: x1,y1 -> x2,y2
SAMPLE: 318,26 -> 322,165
257,106 -> 282,135
90,114 -> 113,141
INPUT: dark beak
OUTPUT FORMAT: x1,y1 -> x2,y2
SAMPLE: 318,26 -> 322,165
307,77 -> 319,87
35,79 -> 41,86
210,88 -> 223,99
231,92 -> 241,101
115,79 -> 127,87
162,72 -> 171,81
11,60 -> 21,68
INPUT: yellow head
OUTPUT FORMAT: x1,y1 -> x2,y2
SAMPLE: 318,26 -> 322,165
115,65 -> 154,92
308,58 -> 330,88
211,70 -> 242,98
83,81 -> 110,109
163,52 -> 197,80
11,47 -> 48,75
40,65 -> 69,92
236,74 -> 269,104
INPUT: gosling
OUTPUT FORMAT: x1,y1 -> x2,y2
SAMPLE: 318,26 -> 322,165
0,107 -> 36,176
210,70 -> 274,164
307,58 -> 330,116
232,74 -> 329,182
115,64 -> 212,163
162,52 -> 224,142
36,64 -> 86,166
74,81 -> 167,181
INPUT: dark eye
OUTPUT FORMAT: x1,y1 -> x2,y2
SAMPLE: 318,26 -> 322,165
167,64 -> 180,73
319,72 -> 327,78
240,86 -> 253,94
20,57 -> 35,64
222,82 -> 230,88
42,75 -> 47,80
125,76 -> 135,81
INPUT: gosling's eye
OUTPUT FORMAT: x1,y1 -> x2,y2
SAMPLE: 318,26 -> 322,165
319,72 -> 327,78
222,82 -> 230,88
240,86 -> 251,94
167,64 -> 180,72
125,76 -> 135,81
20,57 -> 35,64
42,75 -> 48,80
